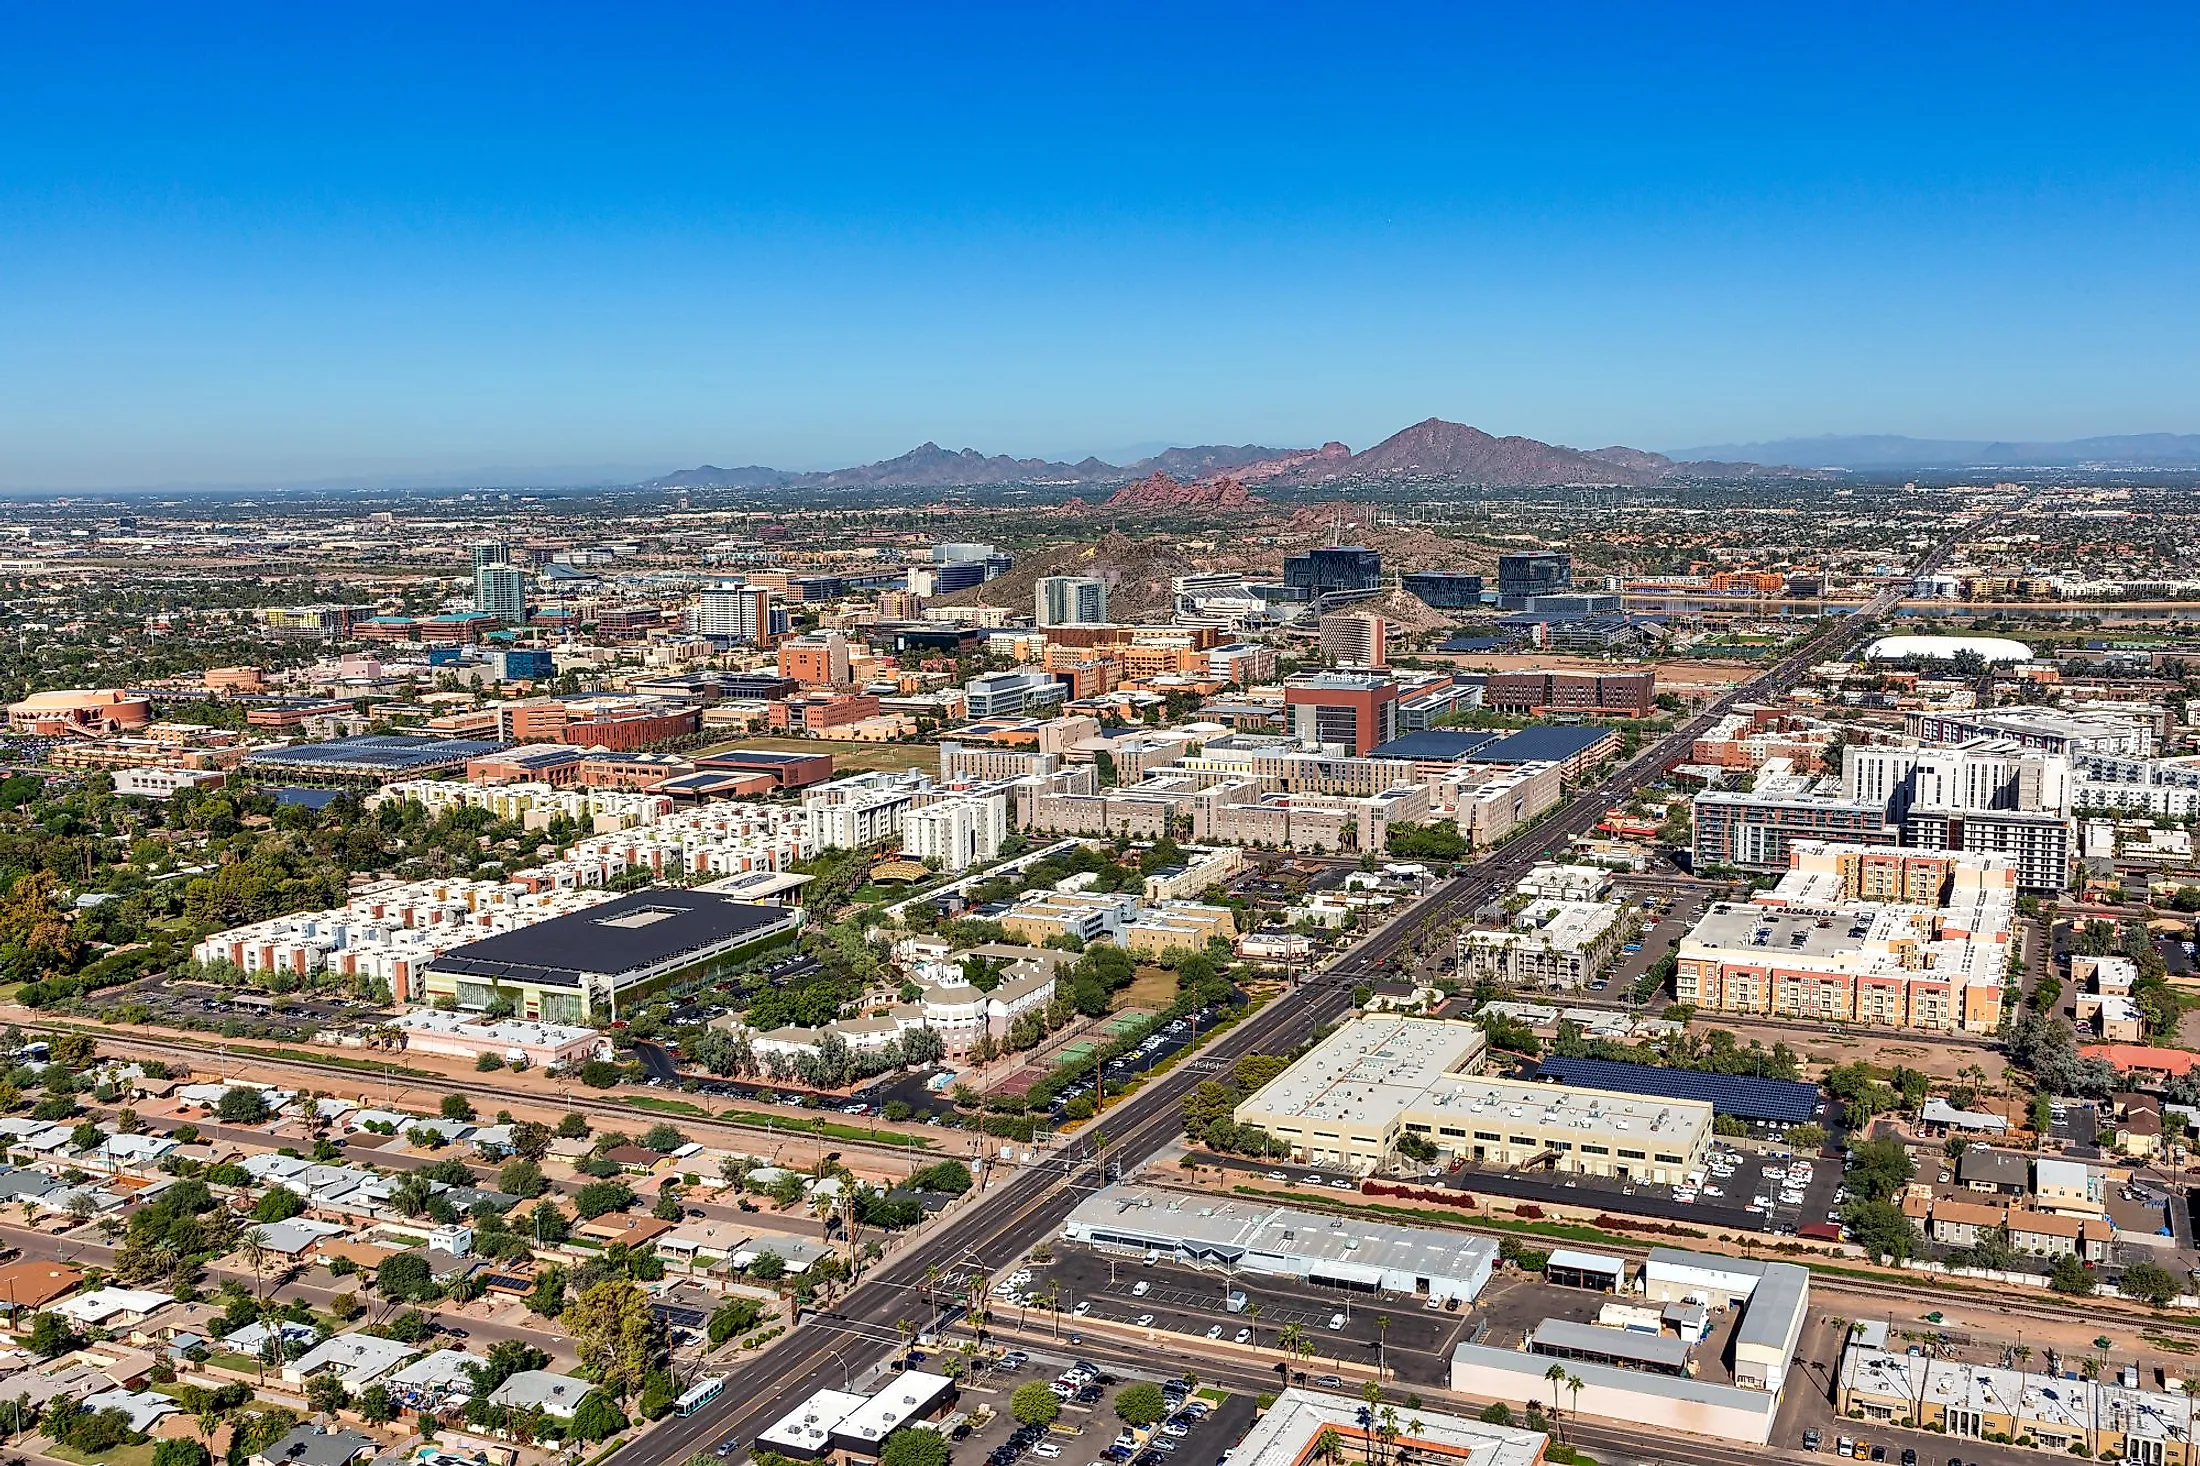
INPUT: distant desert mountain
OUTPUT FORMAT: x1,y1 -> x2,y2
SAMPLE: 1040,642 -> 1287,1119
640,419 -> 1823,494
1124,444 -> 1302,479
804,442 -> 1115,489
1305,418 -> 1664,487
644,463 -> 793,489
1667,432 -> 2200,470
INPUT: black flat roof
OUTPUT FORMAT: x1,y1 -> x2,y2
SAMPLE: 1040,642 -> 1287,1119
1468,726 -> 1618,764
1368,730 -> 1503,761
245,735 -> 507,770
430,889 -> 795,988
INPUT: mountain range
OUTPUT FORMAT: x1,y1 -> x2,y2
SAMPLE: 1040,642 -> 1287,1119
642,418 -> 1815,494
1666,432 -> 2200,470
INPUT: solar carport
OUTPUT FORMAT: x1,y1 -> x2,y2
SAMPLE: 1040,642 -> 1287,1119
1533,1056 -> 1823,1126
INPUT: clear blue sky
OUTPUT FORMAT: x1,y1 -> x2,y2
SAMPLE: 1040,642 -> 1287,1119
5,2 -> 2198,488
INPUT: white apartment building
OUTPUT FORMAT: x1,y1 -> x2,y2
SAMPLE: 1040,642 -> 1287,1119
376,779 -> 672,832
803,769 -> 932,849
901,794 -> 1008,872
512,802 -> 819,887
1036,576 -> 1109,627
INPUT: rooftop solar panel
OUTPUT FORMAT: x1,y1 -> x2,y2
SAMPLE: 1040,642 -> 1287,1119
1534,1056 -> 1822,1124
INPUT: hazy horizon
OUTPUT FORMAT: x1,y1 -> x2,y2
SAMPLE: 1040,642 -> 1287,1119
6,4 -> 2200,489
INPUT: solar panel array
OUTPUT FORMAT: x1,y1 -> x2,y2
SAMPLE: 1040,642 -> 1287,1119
1535,1055 -> 1822,1124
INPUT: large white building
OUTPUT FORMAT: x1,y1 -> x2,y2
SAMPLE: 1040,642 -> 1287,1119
900,794 -> 1007,872
1229,1015 -> 1712,1182
803,770 -> 931,849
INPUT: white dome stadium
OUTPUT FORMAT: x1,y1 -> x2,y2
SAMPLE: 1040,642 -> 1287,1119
1864,634 -> 2034,664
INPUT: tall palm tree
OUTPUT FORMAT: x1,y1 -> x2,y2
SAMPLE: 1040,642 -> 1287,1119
923,1263 -> 944,1335
1565,1376 -> 1583,1433
1312,1429 -> 1344,1466
1374,1315 -> 1391,1382
1544,1363 -> 1566,1419
1376,1406 -> 1399,1466
1359,1382 -> 1382,1466
1245,1301 -> 1263,1349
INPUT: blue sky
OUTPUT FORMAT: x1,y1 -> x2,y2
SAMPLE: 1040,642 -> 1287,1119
4,3 -> 2198,487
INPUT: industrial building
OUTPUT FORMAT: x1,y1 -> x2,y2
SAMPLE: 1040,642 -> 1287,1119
1229,1016 -> 1711,1181
1062,1184 -> 1499,1306
244,735 -> 509,784
420,888 -> 802,1022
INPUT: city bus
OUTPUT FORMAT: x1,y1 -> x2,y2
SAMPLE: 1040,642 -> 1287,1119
675,1376 -> 727,1417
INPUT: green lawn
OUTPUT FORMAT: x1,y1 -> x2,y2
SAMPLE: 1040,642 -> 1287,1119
47,1443 -> 160,1466
618,1095 -> 712,1118
714,1107 -> 936,1149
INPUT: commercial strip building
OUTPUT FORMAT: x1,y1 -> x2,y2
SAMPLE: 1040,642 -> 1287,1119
387,1009 -> 605,1069
1234,1390 -> 1548,1466
1673,841 -> 2017,1033
1063,1184 -> 1499,1306
421,888 -> 803,1022
1838,1339 -> 2194,1463
1230,1016 -> 1712,1182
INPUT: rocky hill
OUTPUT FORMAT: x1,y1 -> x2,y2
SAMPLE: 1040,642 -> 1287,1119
1101,472 -> 1259,510
929,531 -> 1208,623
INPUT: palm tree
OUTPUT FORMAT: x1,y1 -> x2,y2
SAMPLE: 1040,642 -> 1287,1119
923,1263 -> 944,1335
1245,1301 -> 1263,1349
1278,1321 -> 1308,1370
1376,1406 -> 1399,1466
1040,1282 -> 1062,1340
1565,1375 -> 1583,1433
1544,1363 -> 1566,1419
1374,1315 -> 1391,1382
1312,1428 -> 1344,1466
1359,1382 -> 1382,1465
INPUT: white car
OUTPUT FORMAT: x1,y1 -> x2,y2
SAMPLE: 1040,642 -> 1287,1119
1328,1313 -> 1346,1330
1234,1329 -> 1251,1344
1132,1281 -> 1150,1297
1033,1446 -> 1063,1459
1137,1313 -> 1155,1326
1074,1301 -> 1091,1316
1206,1324 -> 1223,1339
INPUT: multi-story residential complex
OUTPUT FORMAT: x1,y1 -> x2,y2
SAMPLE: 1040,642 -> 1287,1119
900,794 -> 1007,872
998,889 -> 1139,946
1197,785 -> 1430,854
512,801 -> 818,887
474,564 -> 526,624
373,779 -> 671,832
254,604 -> 373,639
1693,764 -> 1899,872
1122,901 -> 1236,957
191,879 -> 618,1001
803,770 -> 930,849
1205,642 -> 1276,683
767,691 -> 882,732
1905,705 -> 2155,758
937,742 -> 1062,783
1140,845 -> 1242,901
693,582 -> 783,646
1673,842 -> 2016,1033
1484,669 -> 1654,718
1432,761 -> 1564,847
1283,671 -> 1398,755
1495,551 -> 1571,607
1034,575 -> 1109,627
2069,747 -> 2200,819
1232,1015 -> 1710,1182
777,632 -> 852,686
965,668 -> 1067,718
1458,897 -> 1626,990
1317,610 -> 1386,667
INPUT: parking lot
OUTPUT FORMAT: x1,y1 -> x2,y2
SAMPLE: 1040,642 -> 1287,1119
1046,1001 -> 1238,1122
944,1348 -> 1257,1466
1023,1247 -> 1480,1389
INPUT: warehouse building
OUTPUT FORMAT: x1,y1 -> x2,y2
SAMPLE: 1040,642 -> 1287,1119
421,888 -> 802,1023
1062,1184 -> 1498,1306
1230,1015 -> 1710,1182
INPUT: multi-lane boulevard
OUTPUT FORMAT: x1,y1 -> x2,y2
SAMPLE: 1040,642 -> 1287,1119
618,547 -> 1965,1466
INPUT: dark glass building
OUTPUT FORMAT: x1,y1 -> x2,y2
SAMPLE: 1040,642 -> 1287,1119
1283,545 -> 1383,597
1496,551 -> 1572,607
1400,571 -> 1485,609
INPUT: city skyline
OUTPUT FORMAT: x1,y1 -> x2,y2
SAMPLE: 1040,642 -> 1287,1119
6,4 -> 2200,488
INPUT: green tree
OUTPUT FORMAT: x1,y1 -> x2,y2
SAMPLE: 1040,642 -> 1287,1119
1011,1381 -> 1062,1427
27,1310 -> 80,1357
440,1093 -> 476,1121
1842,1199 -> 1918,1263
569,1392 -> 630,1443
707,1297 -> 764,1346
153,1440 -> 212,1466
879,1428 -> 950,1466
2120,1261 -> 2181,1307
216,1087 -> 271,1124
575,1180 -> 635,1218
1115,1382 -> 1167,1427
355,1385 -> 397,1426
252,1186 -> 306,1223
499,1158 -> 548,1198
1844,1136 -> 1915,1203
640,1122 -> 689,1153
305,1372 -> 351,1415
2049,1253 -> 2096,1295
564,1278 -> 665,1400
375,1251 -> 439,1303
